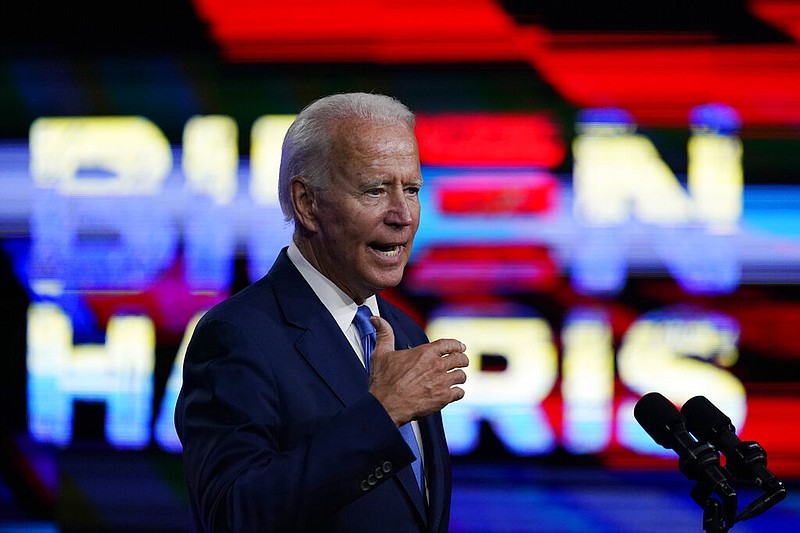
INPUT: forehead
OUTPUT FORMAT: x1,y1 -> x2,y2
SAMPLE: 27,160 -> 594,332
331,118 -> 418,162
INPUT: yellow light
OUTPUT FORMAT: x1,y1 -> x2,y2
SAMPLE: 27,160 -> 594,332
183,115 -> 239,205
30,117 -> 172,196
688,132 -> 743,234
250,115 -> 296,205
561,312 -> 615,453
573,124 -> 693,226
617,313 -> 745,427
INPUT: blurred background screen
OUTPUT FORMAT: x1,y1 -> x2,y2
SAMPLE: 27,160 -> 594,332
1,1 -> 799,531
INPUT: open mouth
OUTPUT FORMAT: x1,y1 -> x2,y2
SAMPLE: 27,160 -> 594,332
370,243 -> 403,257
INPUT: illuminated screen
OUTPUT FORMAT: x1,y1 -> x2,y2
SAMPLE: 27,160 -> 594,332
1,1 -> 799,531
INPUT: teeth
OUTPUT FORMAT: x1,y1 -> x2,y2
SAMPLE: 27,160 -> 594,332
373,245 -> 400,256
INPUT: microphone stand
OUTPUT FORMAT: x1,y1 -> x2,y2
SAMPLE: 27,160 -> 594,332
684,438 -> 786,531
701,498 -> 725,533
679,442 -> 737,533
722,439 -> 787,523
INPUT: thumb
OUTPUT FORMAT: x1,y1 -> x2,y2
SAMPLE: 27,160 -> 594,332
370,315 -> 395,353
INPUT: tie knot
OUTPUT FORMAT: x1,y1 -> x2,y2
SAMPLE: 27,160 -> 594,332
353,306 -> 377,370
353,305 -> 376,339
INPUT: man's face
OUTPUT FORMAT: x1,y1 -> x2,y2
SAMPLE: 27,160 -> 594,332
304,119 -> 422,303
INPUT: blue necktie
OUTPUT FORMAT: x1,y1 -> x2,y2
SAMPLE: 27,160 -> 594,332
353,305 -> 424,494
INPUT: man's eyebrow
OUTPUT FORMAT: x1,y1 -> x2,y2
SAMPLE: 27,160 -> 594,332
360,178 -> 388,189
361,176 -> 422,188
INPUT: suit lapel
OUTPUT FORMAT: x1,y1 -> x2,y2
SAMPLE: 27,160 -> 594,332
269,250 -> 368,407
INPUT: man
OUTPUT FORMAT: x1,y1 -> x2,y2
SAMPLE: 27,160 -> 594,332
175,92 -> 469,532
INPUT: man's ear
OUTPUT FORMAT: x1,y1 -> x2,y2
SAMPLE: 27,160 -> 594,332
290,176 -> 320,233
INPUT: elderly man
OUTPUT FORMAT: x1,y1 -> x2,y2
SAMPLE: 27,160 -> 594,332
175,93 -> 469,532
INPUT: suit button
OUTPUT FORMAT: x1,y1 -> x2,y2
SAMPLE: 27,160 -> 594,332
374,467 -> 384,479
367,474 -> 377,486
382,461 -> 392,473
360,480 -> 370,492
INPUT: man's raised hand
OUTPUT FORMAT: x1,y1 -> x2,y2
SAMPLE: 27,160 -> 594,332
367,316 -> 469,427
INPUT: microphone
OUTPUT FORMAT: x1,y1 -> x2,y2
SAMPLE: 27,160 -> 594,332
634,392 -> 737,528
681,395 -> 787,522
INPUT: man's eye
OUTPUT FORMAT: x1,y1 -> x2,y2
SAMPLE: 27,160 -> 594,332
406,187 -> 420,196
366,188 -> 383,196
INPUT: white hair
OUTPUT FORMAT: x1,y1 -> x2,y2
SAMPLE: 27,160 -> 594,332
278,92 -> 416,222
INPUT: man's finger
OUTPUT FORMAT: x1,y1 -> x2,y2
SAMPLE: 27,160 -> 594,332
447,368 -> 467,386
370,315 -> 395,354
442,352 -> 469,371
449,386 -> 466,402
429,338 -> 467,357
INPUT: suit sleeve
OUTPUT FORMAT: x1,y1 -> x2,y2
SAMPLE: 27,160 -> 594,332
175,317 -> 416,532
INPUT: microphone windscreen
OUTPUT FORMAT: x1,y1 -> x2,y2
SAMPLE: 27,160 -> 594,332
682,396 -> 733,441
634,392 -> 684,447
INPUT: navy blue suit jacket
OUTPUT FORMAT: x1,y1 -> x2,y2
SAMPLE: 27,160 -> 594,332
175,249 -> 452,532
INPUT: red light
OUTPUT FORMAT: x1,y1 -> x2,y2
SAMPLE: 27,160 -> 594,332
416,113 -> 566,168
527,43 -> 800,128
751,0 -> 800,42
408,244 -> 559,294
191,0 -> 543,63
435,172 -> 558,215
192,1 -> 800,129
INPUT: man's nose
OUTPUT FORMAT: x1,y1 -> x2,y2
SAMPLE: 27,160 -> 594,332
385,191 -> 414,226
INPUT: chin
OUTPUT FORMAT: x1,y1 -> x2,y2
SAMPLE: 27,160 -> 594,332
367,272 -> 405,293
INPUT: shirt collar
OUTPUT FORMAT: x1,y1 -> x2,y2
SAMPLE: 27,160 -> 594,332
287,241 -> 379,334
